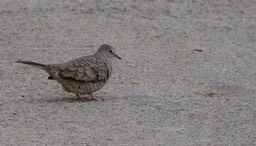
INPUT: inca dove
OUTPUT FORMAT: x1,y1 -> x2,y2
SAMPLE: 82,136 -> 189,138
16,44 -> 121,100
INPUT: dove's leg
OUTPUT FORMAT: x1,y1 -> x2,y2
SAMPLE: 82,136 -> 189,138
89,93 -> 100,101
75,94 -> 81,100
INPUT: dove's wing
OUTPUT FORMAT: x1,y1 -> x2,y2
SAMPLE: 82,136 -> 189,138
52,57 -> 111,83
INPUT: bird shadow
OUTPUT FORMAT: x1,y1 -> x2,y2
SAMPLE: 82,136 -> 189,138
29,96 -> 98,103
26,93 -> 153,104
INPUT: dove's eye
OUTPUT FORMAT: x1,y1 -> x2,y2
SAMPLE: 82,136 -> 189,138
109,50 -> 112,53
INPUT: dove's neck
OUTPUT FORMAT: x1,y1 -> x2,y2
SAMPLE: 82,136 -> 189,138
94,52 -> 112,64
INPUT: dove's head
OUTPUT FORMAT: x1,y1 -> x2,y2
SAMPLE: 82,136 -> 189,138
97,44 -> 121,60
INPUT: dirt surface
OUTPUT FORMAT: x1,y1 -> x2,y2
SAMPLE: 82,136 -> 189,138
0,0 -> 255,145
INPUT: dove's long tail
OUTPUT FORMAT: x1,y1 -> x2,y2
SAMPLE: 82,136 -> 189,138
16,60 -> 48,69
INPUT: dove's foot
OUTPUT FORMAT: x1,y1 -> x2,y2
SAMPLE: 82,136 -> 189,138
89,93 -> 100,101
75,94 -> 82,100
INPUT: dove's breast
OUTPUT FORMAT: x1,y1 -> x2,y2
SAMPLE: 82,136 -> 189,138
59,80 -> 106,95
50,75 -> 106,95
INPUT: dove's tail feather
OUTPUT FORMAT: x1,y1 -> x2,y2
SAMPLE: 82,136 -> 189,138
16,60 -> 48,69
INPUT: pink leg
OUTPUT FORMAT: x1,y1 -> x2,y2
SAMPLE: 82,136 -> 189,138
75,94 -> 81,100
89,93 -> 100,101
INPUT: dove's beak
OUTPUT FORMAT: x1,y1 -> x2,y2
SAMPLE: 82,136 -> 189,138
115,54 -> 121,60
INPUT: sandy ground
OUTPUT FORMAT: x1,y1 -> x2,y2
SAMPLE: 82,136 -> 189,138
0,0 -> 255,145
